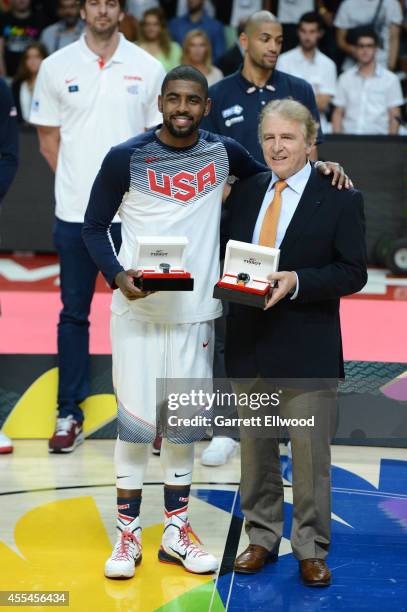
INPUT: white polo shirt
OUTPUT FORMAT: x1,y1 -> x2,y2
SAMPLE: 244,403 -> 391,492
333,64 -> 404,134
277,47 -> 337,97
30,33 -> 165,223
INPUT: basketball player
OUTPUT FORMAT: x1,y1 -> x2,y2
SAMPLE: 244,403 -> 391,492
83,65 -> 349,578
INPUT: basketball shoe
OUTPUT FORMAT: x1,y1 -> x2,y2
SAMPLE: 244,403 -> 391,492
48,415 -> 84,453
0,431 -> 13,454
200,437 -> 239,466
105,516 -> 142,579
158,511 -> 218,573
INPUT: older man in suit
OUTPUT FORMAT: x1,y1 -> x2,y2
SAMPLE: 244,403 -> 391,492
223,98 -> 367,586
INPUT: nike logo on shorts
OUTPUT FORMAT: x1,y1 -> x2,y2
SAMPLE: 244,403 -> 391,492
175,471 -> 191,478
203,341 -> 209,348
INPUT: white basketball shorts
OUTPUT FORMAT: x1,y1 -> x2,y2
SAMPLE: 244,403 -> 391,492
111,312 -> 215,444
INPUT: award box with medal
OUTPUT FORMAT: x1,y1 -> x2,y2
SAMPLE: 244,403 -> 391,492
213,239 -> 280,308
133,236 -> 194,291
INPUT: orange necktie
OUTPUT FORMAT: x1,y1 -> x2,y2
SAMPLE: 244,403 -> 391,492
258,180 -> 288,248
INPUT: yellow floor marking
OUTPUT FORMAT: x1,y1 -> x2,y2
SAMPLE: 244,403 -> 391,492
3,368 -> 117,438
0,496 -> 215,611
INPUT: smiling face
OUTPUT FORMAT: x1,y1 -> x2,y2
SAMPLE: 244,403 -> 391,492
81,0 -> 124,37
241,20 -> 283,71
261,113 -> 313,179
159,79 -> 210,140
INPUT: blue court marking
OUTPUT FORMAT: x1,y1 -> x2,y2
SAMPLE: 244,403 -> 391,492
192,457 -> 407,611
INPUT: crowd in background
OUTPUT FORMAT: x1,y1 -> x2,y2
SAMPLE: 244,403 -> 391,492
0,0 -> 406,134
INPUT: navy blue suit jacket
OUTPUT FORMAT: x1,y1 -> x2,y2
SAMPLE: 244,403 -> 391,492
222,166 -> 368,379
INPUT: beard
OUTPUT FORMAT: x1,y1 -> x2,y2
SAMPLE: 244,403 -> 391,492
254,55 -> 276,70
64,16 -> 79,28
87,21 -> 118,39
164,115 -> 200,139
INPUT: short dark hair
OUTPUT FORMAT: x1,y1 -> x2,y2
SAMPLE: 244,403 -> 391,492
353,26 -> 380,46
299,11 -> 325,30
79,0 -> 126,8
161,65 -> 208,98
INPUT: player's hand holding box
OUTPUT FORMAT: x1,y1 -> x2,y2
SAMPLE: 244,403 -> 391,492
133,236 -> 194,291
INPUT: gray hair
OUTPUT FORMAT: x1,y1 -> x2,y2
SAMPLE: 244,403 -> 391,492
244,11 -> 278,35
258,99 -> 319,145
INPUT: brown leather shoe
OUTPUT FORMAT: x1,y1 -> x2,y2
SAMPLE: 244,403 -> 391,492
299,559 -> 331,586
234,545 -> 277,574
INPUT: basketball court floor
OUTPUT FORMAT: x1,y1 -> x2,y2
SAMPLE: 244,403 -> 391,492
0,255 -> 407,611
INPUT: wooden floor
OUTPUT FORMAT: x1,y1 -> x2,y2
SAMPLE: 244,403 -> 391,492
1,441 -> 407,611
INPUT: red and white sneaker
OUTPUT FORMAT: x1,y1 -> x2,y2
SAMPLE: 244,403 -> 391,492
105,517 -> 142,579
159,512 -> 218,574
48,415 -> 84,453
0,431 -> 13,454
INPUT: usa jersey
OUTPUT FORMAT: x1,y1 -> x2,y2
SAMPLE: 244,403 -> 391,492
83,128 -> 265,324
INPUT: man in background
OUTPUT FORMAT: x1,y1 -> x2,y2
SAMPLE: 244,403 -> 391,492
332,27 -> 403,134
278,11 -> 337,131
202,11 -> 322,165
334,0 -> 402,70
274,0 -> 315,51
40,0 -> 84,54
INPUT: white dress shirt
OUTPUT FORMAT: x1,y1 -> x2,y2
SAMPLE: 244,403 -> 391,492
252,161 -> 312,299
333,63 -> 404,134
277,47 -> 337,132
277,47 -> 337,97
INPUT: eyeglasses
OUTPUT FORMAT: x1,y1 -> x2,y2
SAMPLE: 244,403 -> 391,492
356,43 -> 376,48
